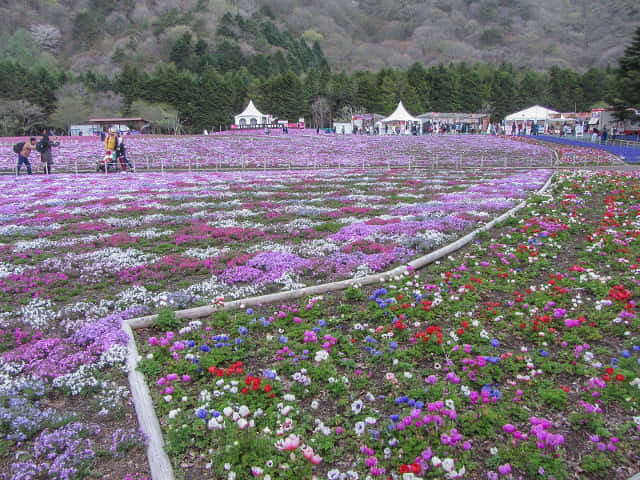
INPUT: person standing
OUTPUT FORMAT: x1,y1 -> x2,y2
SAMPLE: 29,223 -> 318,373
17,138 -> 38,175
105,129 -> 117,163
39,129 -> 59,174
116,133 -> 134,172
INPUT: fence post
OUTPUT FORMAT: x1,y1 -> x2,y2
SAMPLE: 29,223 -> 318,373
161,157 -> 164,175
147,157 -> 150,170
188,158 -> 191,173
75,159 -> 78,175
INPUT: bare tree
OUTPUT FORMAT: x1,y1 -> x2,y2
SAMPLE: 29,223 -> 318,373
129,100 -> 179,133
50,96 -> 92,130
0,99 -> 46,135
311,97 -> 330,128
91,91 -> 125,118
29,24 -> 62,52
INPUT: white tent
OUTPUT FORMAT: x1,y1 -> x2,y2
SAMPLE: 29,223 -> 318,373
504,105 -> 559,135
379,101 -> 422,135
505,105 -> 558,122
234,100 -> 272,127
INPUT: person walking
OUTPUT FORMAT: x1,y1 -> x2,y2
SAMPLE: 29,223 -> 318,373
17,138 -> 38,175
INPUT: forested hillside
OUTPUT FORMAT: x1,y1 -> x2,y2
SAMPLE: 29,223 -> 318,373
0,0 -> 637,135
1,0 -> 638,73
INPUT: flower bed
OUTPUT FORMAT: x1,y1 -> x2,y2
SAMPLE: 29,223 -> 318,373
0,140 -> 552,479
508,137 -> 619,166
135,170 -> 640,480
0,168 -> 550,318
0,134 -> 555,172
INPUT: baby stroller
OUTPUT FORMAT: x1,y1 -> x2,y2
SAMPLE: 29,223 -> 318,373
96,151 -> 120,173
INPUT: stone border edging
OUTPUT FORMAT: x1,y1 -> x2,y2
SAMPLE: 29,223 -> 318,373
122,170 -> 556,480
122,321 -> 176,480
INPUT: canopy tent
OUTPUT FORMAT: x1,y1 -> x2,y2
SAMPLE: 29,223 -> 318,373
234,100 -> 272,128
379,102 -> 422,135
504,105 -> 559,135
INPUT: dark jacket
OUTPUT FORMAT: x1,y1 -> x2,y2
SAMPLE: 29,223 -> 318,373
40,134 -> 52,153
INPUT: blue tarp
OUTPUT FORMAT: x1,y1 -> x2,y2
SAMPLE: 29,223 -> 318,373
529,135 -> 640,164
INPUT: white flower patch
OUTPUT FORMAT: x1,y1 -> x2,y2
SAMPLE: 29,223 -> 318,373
17,298 -> 57,330
208,219 -> 264,230
0,360 -> 30,396
57,300 -> 114,333
183,276 -> 263,302
39,247 -> 160,284
183,246 -> 231,260
274,273 -> 306,291
296,239 -> 340,257
0,224 -> 41,237
95,381 -> 130,413
179,320 -> 203,336
78,247 -> 160,270
337,216 -> 361,225
353,264 -> 374,279
275,218 -> 321,233
140,213 -> 189,225
135,228 -> 172,240
52,364 -> 100,395
0,262 -> 27,278
102,216 -> 143,229
115,285 -> 154,311
12,237 -> 57,253
97,344 -> 128,370
246,242 -> 295,254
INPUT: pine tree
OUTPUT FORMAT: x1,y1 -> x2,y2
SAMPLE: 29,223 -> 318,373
615,26 -> 640,111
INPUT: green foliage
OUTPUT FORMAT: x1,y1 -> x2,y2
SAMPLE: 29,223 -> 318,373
459,408 -> 502,439
152,308 -> 181,331
72,10 -> 100,48
538,386 -> 568,408
137,357 -> 163,378
581,453 -> 613,474
344,286 -> 365,302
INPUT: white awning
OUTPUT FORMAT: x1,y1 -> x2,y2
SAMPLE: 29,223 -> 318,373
380,101 -> 420,123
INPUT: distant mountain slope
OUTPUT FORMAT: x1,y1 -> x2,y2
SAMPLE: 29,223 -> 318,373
1,0 -> 638,72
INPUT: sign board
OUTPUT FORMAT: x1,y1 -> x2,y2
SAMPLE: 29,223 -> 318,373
575,124 -> 584,136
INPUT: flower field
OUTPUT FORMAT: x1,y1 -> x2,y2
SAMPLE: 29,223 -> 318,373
0,133 -> 636,479
0,134 -> 564,173
136,170 -> 640,480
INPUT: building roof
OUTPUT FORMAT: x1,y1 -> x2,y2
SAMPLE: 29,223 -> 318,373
88,118 -> 148,124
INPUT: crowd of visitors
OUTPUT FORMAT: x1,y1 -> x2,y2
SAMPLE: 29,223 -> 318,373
13,128 -> 134,175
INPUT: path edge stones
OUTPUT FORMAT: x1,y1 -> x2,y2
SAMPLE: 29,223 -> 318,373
123,170 -> 557,480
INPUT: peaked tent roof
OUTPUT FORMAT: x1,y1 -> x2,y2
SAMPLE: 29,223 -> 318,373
504,105 -> 559,122
236,100 -> 265,118
380,101 -> 420,123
